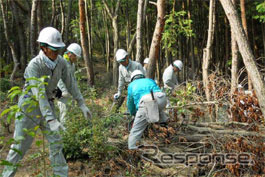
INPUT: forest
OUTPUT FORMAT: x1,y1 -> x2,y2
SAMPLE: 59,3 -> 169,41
0,0 -> 265,176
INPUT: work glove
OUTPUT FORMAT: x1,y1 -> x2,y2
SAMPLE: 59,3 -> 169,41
62,91 -> 70,98
114,92 -> 121,100
48,119 -> 66,131
80,104 -> 92,119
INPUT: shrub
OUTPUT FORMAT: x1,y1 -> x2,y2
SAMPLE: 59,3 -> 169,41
62,105 -> 121,162
0,78 -> 11,92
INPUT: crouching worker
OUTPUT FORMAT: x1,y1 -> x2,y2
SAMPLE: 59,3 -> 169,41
2,27 -> 91,177
127,70 -> 168,149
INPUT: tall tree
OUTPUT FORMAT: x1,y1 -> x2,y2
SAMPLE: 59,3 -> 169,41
147,0 -> 165,79
64,0 -> 72,44
85,0 -> 93,63
30,0 -> 38,58
102,9 -> 111,72
10,0 -> 27,71
102,0 -> 121,86
220,0 -> 265,118
202,0 -> 216,101
50,0 -> 56,26
135,0 -> 144,63
0,0 -> 19,81
79,0 -> 94,86
240,0 -> 252,91
60,0 -> 65,36
187,0 -> 195,80
231,0 -> 239,95
240,0 -> 248,39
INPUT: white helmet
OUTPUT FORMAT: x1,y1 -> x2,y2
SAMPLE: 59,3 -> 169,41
173,60 -> 183,70
131,70 -> 144,82
116,49 -> 128,62
67,43 -> 82,57
144,58 -> 149,64
37,27 -> 65,48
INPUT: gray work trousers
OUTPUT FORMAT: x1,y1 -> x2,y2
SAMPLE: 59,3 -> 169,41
2,96 -> 68,177
128,92 -> 168,149
57,96 -> 71,125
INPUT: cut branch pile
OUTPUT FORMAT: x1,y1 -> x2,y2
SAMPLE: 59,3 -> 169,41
141,89 -> 265,176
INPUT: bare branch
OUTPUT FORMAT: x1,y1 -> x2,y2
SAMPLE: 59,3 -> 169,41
149,1 -> 157,6
102,0 -> 113,19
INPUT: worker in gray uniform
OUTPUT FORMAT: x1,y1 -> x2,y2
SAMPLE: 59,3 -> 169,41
113,49 -> 145,100
2,27 -> 91,177
162,60 -> 183,91
57,43 -> 91,125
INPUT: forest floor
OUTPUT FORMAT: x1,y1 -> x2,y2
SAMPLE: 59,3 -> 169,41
0,58 -> 264,177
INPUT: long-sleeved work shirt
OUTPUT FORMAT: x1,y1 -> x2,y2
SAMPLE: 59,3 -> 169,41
118,60 -> 144,94
162,65 -> 178,90
23,50 -> 85,121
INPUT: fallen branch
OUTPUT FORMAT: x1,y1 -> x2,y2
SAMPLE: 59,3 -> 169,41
187,125 -> 265,138
167,101 -> 228,109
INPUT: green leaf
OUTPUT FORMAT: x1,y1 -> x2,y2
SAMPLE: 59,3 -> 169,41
8,90 -> 22,102
10,148 -> 23,156
0,160 -> 14,166
0,108 -> 11,117
35,140 -> 43,147
8,86 -> 21,93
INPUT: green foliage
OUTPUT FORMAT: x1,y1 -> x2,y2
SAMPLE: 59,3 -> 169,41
0,78 -> 12,92
0,76 -> 49,171
1,63 -> 13,76
70,19 -> 80,40
170,83 -> 196,114
162,10 -> 194,57
1,76 -> 49,123
62,106 -> 120,162
253,2 -> 265,23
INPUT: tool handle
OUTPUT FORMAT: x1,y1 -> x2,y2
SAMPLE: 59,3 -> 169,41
151,90 -> 155,100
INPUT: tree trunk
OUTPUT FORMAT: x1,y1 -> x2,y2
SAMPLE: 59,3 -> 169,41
11,0 -> 27,71
102,9 -> 110,72
125,0 -> 130,50
240,0 -> 252,91
145,13 -> 150,58
102,0 -> 121,86
224,17 -> 229,75
136,0 -> 144,63
37,1 -> 42,33
128,32 -> 137,54
0,0 -> 19,81
219,0 -> 265,118
147,0 -> 165,79
89,0 -> 93,61
112,17 -> 119,85
79,0 -> 94,86
143,0 -> 149,58
50,0 -> 55,26
262,23 -> 265,58
85,0 -> 92,63
60,0 -> 65,37
187,0 -> 195,80
64,0 -> 72,44
30,0 -> 38,58
202,0 -> 216,102
240,0 -> 248,39
230,0 -> 239,95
